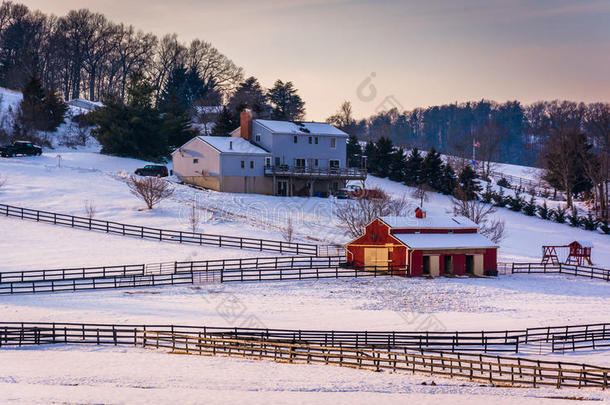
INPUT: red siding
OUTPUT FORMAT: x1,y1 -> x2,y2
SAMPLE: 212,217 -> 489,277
453,254 -> 466,275
484,248 -> 497,271
410,250 -> 423,276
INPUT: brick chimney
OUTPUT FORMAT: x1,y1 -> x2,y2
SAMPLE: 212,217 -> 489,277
240,109 -> 253,140
415,207 -> 426,218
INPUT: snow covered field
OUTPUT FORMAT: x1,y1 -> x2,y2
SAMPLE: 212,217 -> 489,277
1,138 -> 610,401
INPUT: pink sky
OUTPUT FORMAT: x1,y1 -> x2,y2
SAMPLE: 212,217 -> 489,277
18,0 -> 610,120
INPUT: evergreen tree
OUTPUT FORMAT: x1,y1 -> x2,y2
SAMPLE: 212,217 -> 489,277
43,88 -> 68,131
93,73 -> 166,160
15,74 -> 67,135
346,133 -> 362,168
268,80 -> 305,121
553,207 -> 567,223
403,148 -> 423,186
481,183 -> 494,203
493,188 -> 507,207
567,208 -> 581,227
523,196 -> 537,216
227,76 -> 269,120
438,164 -> 457,195
508,191 -> 525,212
158,66 -> 196,149
372,137 -> 394,178
388,147 -> 406,181
456,165 -> 481,200
421,147 -> 443,189
211,107 -> 237,137
363,141 -> 377,174
537,201 -> 551,219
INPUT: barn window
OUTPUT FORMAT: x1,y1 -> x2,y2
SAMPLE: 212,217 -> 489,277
241,160 -> 245,168
193,158 -> 198,164
315,137 -> 318,144
250,160 -> 254,169
308,136 -> 312,144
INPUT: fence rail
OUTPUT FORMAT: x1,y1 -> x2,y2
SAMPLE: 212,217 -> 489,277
511,263 -> 610,281
0,203 -> 318,255
137,330 -> 610,390
2,322 -> 610,354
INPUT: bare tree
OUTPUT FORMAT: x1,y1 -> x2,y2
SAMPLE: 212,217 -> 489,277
188,202 -> 201,233
474,120 -> 505,180
335,188 -> 410,238
411,183 -> 432,208
127,176 -> 174,209
451,196 -> 506,243
83,199 -> 96,219
280,217 -> 294,243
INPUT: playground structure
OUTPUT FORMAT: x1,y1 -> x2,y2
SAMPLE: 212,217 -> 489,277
541,241 -> 593,266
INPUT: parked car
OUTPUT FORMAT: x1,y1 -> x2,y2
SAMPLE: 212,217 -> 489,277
0,141 -> 42,157
334,190 -> 352,199
134,165 -> 169,177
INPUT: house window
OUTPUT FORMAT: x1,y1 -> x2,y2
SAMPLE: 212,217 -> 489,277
250,160 -> 254,169
265,157 -> 271,168
315,137 -> 318,145
275,157 -> 281,167
330,137 -> 336,148
193,158 -> 198,164
314,159 -> 319,167
329,159 -> 339,168
241,160 -> 245,169
295,158 -> 306,168
308,136 -> 312,144
293,136 -> 298,144
256,134 -> 261,142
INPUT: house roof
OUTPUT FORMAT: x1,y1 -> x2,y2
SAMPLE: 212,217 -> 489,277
255,119 -> 348,137
379,215 -> 479,230
197,136 -> 270,155
393,233 -> 498,250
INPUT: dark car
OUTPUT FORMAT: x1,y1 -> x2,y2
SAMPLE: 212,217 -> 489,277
134,165 -> 169,177
0,141 -> 42,157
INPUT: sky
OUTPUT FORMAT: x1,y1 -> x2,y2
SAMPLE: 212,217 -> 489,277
18,0 -> 610,121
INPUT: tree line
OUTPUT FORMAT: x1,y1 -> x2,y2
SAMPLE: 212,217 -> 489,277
0,1 -> 242,103
330,100 -> 610,221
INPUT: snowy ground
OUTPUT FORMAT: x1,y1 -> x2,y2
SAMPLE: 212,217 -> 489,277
1,118 -> 609,402
4,345 -> 608,405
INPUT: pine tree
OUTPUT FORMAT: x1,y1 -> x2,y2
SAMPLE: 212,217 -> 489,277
421,147 -> 443,190
403,148 -> 423,186
211,107 -> 237,137
346,133 -> 362,168
523,196 -> 537,216
508,191 -> 525,212
567,208 -> 581,227
268,80 -> 305,121
43,88 -> 68,131
93,73 -> 166,160
228,76 -> 270,120
481,183 -> 494,203
15,74 -> 67,135
438,164 -> 457,195
537,201 -> 551,219
363,141 -> 377,174
372,137 -> 394,178
388,147 -> 406,181
158,67 -> 196,149
456,165 -> 481,200
553,207 -> 567,223
493,188 -> 507,207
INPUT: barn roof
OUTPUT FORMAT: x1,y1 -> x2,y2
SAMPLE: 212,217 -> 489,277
379,215 -> 478,230
393,233 -> 497,250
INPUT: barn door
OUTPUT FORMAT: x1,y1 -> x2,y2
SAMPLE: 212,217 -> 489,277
474,255 -> 484,276
364,248 -> 389,270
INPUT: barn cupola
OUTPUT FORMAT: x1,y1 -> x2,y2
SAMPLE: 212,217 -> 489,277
415,207 -> 426,219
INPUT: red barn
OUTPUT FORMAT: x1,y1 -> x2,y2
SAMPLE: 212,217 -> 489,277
346,208 -> 498,277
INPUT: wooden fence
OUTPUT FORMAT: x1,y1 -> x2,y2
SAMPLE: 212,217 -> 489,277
511,263 -> 610,281
0,203 -> 319,255
2,322 -> 610,354
137,331 -> 610,389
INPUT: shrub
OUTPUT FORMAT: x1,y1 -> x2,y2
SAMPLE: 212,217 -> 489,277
553,207 -> 567,223
127,176 -> 174,209
567,208 -> 581,227
508,191 -> 525,212
537,201 -> 551,220
523,196 -> 537,216
492,188 -> 507,207
600,220 -> 610,235
497,178 -> 511,188
581,213 -> 599,231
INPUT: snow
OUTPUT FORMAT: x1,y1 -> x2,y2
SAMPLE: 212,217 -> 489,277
393,232 -> 497,249
1,85 -> 609,402
4,345 -> 607,405
175,136 -> 271,155
256,119 -> 348,137
380,214 -> 478,229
